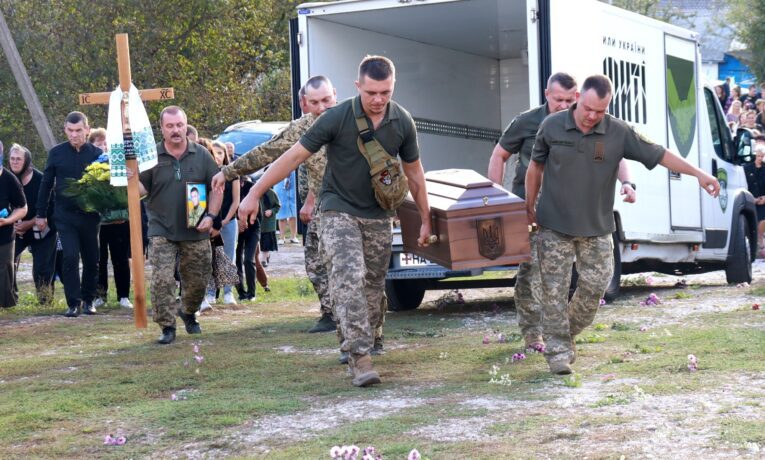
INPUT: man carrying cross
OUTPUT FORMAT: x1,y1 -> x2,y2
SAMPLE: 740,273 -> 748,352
132,105 -> 222,344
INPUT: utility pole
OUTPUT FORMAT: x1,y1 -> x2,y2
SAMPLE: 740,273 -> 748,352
0,7 -> 57,150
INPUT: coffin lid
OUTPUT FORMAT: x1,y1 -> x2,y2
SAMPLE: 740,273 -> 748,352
419,169 -> 523,212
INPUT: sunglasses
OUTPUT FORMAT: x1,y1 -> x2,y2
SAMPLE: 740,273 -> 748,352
173,162 -> 181,181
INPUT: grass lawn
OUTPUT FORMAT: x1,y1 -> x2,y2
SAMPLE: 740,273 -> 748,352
2,273 -> 765,459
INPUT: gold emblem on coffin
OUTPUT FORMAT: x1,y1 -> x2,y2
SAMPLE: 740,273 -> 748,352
476,217 -> 504,260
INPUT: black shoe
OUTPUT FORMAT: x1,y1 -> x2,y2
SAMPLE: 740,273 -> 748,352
371,336 -> 384,356
308,313 -> 336,333
82,301 -> 97,315
64,304 -> 81,317
158,327 -> 176,344
338,351 -> 349,365
177,308 -> 202,334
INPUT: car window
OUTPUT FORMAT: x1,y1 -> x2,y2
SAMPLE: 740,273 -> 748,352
216,131 -> 275,158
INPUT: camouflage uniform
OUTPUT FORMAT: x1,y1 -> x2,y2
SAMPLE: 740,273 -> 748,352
536,228 -> 613,364
222,114 -> 331,316
149,237 -> 212,327
320,211 -> 391,355
514,232 -> 543,344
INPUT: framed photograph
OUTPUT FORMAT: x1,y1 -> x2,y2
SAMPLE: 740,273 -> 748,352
186,182 -> 207,228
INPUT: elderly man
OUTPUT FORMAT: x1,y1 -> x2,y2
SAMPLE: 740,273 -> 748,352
135,106 -> 223,344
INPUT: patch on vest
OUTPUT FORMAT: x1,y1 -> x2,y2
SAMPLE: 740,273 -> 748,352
476,217 -> 505,260
379,169 -> 393,186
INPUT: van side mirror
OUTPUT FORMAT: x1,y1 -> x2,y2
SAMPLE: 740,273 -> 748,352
735,128 -> 755,163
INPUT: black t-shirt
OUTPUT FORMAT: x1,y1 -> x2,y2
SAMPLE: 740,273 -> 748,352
19,169 -> 53,222
0,169 -> 27,244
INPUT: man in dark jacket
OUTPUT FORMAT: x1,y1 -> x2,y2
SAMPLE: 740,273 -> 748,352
36,111 -> 102,317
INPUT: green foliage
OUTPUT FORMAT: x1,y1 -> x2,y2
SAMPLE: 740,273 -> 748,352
728,0 -> 765,81
600,0 -> 697,24
0,0 -> 299,164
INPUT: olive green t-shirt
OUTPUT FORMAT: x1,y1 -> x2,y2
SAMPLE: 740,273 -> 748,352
139,141 -> 219,241
299,96 -> 419,219
497,103 -> 549,198
531,105 -> 665,236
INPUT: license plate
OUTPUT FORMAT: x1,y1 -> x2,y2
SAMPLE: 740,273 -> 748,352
399,253 -> 431,266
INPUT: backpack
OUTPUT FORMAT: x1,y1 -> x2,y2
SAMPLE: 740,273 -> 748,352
352,98 -> 410,211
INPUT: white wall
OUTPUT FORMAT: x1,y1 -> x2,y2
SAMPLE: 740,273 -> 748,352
306,18 -> 511,174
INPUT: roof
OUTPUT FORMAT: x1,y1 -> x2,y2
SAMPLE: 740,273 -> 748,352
658,0 -> 735,63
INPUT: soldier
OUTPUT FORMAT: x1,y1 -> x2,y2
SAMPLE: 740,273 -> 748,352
488,73 -> 636,352
212,76 -> 342,334
236,56 -> 432,387
133,105 -> 223,345
187,187 -> 205,227
526,75 -> 719,375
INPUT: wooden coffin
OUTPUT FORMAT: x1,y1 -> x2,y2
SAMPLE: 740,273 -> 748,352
397,169 -> 530,270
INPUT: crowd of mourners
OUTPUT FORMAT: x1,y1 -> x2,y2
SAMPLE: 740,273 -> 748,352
717,79 -> 765,258
0,120 -> 299,311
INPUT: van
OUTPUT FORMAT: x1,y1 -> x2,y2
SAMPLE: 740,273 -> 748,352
290,0 -> 757,310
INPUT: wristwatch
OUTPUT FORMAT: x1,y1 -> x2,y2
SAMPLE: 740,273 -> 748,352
622,181 -> 636,191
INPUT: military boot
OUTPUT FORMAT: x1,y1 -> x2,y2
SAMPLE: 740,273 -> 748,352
157,327 -> 176,345
524,334 -> 545,353
177,308 -> 202,334
371,336 -> 384,356
350,353 -> 381,387
548,357 -> 573,375
308,312 -> 336,333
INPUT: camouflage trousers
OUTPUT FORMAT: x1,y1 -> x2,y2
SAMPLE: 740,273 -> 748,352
514,231 -> 543,341
150,237 -> 211,328
320,211 -> 391,356
536,227 -> 613,364
336,295 -> 387,345
304,209 -> 331,317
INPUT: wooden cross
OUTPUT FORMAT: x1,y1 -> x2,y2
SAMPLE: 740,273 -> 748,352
79,33 -> 175,328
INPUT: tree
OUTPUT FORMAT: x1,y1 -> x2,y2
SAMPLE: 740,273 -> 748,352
0,0 -> 299,163
599,0 -> 696,24
728,0 -> 765,81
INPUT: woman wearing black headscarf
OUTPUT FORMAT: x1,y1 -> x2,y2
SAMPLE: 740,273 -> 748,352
9,143 -> 57,304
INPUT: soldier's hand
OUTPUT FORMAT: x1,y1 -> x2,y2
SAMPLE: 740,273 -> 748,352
238,191 -> 261,225
416,221 -> 433,247
299,201 -> 314,224
698,173 -> 720,198
526,207 -> 536,226
620,183 -> 637,203
212,171 -> 227,194
196,216 -> 213,233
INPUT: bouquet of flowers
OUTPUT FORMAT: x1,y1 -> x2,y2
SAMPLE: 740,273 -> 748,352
63,155 -> 129,223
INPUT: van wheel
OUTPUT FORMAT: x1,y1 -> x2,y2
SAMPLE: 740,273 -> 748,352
725,213 -> 753,284
385,279 -> 426,311
603,232 -> 622,302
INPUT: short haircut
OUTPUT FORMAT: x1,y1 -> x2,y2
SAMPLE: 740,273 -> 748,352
190,187 -> 199,194
65,111 -> 89,127
547,72 -> 577,91
88,127 -> 106,143
358,55 -> 395,81
581,75 -> 613,99
186,124 -> 198,137
159,105 -> 186,124
304,75 -> 332,92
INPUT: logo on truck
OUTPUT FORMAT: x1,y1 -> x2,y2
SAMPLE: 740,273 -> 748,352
666,56 -> 697,158
603,57 -> 647,125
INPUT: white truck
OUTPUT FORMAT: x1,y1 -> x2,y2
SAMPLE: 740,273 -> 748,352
290,0 -> 757,310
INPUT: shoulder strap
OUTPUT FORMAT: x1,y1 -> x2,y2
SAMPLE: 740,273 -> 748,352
352,97 -> 399,177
